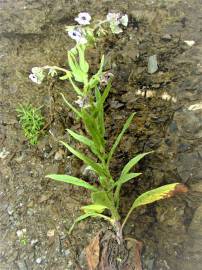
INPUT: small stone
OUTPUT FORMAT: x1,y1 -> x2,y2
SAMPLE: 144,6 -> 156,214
7,206 -> 14,215
161,34 -> 172,41
36,257 -> 42,264
47,229 -> 55,237
0,148 -> 10,159
16,229 -> 26,238
184,40 -> 195,47
16,260 -> 28,270
54,149 -> 64,161
31,239 -> 39,246
148,55 -> 158,74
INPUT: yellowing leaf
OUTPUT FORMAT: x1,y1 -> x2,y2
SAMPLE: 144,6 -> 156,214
81,204 -> 107,214
122,183 -> 188,228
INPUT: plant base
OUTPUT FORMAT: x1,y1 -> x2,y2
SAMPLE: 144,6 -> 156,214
84,230 -> 143,270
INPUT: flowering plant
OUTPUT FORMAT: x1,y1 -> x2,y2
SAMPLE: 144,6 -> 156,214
29,12 -> 186,240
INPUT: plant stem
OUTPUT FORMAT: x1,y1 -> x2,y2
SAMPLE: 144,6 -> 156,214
121,206 -> 134,230
43,65 -> 70,74
114,220 -> 123,244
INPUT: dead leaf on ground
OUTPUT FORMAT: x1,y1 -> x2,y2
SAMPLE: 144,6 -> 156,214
85,233 -> 100,270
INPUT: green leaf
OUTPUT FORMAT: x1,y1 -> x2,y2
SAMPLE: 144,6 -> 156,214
59,73 -> 71,80
121,152 -> 152,176
46,174 -> 98,191
122,183 -> 183,228
69,212 -> 113,233
69,213 -> 95,233
68,51 -> 87,83
92,191 -> 113,209
60,141 -> 106,177
107,113 -> 135,166
81,204 -> 107,214
114,173 -> 142,207
66,128 -> 101,159
81,109 -> 105,150
88,55 -> 105,89
67,129 -> 93,148
61,93 -> 81,118
92,191 -> 120,220
77,45 -> 89,73
69,77 -> 83,96
132,183 -> 181,208
114,173 -> 142,188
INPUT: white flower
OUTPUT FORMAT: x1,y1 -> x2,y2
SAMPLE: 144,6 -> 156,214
29,73 -> 41,84
29,67 -> 45,84
120,14 -> 128,27
68,29 -> 87,44
106,12 -> 121,24
75,12 -> 91,25
106,13 -> 128,34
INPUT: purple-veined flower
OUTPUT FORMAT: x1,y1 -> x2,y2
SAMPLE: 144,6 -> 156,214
29,73 -> 40,84
75,12 -> 91,25
100,71 -> 114,86
29,67 -> 45,84
75,96 -> 90,108
68,29 -> 87,44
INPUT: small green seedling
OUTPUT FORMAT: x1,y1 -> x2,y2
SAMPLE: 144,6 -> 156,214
16,104 -> 44,145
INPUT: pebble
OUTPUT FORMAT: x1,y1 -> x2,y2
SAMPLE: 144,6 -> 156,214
36,257 -> 42,264
54,149 -> 64,161
16,260 -> 28,270
0,148 -> 10,159
31,239 -> 39,246
47,229 -> 55,237
7,206 -> 14,215
148,55 -> 158,74
16,229 -> 26,238
184,40 -> 195,47
161,34 -> 172,41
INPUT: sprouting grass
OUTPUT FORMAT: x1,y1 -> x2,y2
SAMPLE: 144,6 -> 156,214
16,104 -> 44,145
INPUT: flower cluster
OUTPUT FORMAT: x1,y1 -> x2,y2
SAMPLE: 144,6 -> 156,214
29,12 -> 128,84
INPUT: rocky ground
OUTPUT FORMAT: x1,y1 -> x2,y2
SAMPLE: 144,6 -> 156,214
0,0 -> 202,269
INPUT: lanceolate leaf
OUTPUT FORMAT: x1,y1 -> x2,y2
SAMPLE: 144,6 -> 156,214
61,93 -> 81,118
114,173 -> 142,188
68,51 -> 87,83
92,191 -> 120,220
67,129 -> 94,148
114,173 -> 142,207
121,152 -> 152,176
46,174 -> 98,191
69,213 -> 96,234
81,109 -> 105,149
107,113 -> 135,166
66,129 -> 101,160
131,183 -> 187,209
69,212 -> 113,233
69,77 -> 83,96
122,183 -> 188,228
77,45 -> 89,73
81,204 -> 107,214
60,141 -> 106,177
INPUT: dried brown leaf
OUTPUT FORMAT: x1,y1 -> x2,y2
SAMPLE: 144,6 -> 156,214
85,233 -> 100,270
